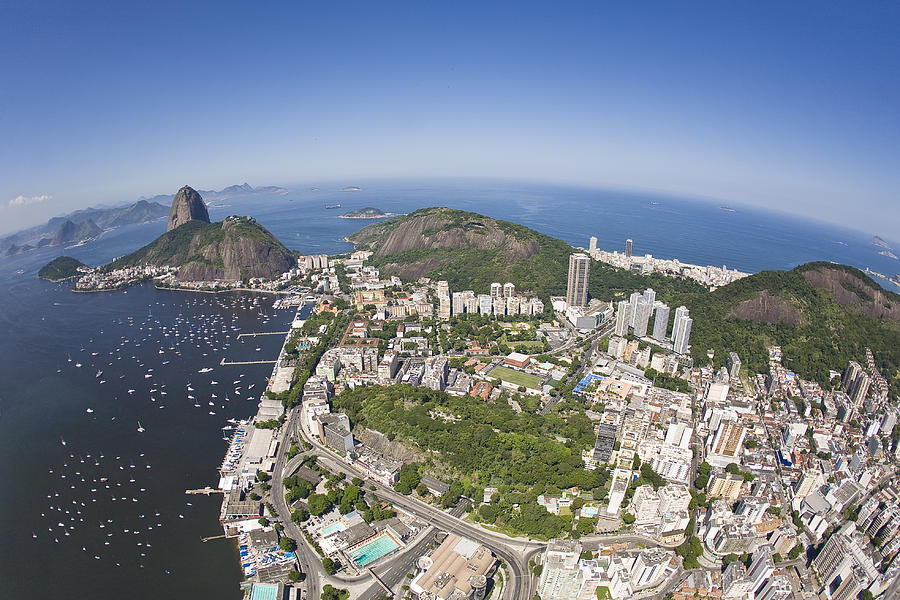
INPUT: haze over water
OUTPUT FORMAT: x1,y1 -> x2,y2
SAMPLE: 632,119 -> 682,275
0,180 -> 896,598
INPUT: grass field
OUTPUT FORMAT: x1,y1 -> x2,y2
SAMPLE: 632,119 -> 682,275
488,365 -> 542,389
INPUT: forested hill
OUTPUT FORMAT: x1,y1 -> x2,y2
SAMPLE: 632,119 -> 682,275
676,262 -> 900,395
348,207 -> 703,300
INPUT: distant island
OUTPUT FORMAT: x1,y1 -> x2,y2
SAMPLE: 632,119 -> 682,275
872,235 -> 892,250
339,207 -> 395,219
341,186 -> 362,192
38,256 -> 87,281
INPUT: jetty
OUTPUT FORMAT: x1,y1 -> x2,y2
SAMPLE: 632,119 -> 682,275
219,358 -> 277,366
237,331 -> 290,339
185,487 -> 225,495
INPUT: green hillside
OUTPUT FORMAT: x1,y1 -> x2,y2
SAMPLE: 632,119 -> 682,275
38,256 -> 87,281
349,207 -> 702,301
675,262 -> 900,394
103,216 -> 295,281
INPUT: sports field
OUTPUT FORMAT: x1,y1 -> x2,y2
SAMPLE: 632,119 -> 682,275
488,365 -> 542,389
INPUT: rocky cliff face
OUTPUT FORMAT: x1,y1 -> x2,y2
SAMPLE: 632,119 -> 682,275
175,218 -> 295,281
167,186 -> 210,231
108,216 -> 294,282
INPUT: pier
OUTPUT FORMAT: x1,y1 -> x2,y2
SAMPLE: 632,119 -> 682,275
237,331 -> 290,339
201,534 -> 228,543
219,357 -> 278,366
186,487 -> 225,495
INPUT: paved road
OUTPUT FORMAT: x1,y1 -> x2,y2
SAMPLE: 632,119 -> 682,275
293,400 -> 544,600
269,411 -> 321,600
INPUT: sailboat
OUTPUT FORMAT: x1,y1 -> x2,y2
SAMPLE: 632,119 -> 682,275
137,421 -> 145,433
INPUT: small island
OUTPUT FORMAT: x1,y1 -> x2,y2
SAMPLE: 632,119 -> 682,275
38,256 -> 87,281
339,207 -> 395,219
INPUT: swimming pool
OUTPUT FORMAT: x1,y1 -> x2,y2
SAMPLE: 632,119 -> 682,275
322,522 -> 347,536
347,532 -> 401,566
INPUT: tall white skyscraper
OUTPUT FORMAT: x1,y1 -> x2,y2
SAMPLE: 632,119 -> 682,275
629,291 -> 642,327
633,298 -> 652,337
652,303 -> 669,341
642,288 -> 656,306
615,300 -> 629,336
625,238 -> 633,257
674,314 -> 692,355
589,236 -> 598,251
490,282 -> 502,298
503,282 -> 515,298
671,305 -> 689,342
566,253 -> 590,307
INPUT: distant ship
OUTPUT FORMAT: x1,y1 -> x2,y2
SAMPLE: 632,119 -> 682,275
720,206 -> 736,212
324,203 -> 342,210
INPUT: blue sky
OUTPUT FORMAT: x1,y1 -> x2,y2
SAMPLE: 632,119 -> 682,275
1,1 -> 898,235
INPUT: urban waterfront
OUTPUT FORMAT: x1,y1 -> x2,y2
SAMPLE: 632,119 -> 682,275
1,180 -> 898,599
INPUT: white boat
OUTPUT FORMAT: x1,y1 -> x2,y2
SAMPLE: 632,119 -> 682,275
137,422 -> 145,433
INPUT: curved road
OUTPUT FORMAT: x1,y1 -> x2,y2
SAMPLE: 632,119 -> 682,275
287,403 -> 545,600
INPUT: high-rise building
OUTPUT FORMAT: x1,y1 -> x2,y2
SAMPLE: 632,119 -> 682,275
652,303 -> 669,342
628,291 -> 642,326
589,236 -> 598,251
438,294 -> 451,321
727,352 -> 742,380
478,294 -> 492,315
490,282 -> 502,298
503,282 -> 515,298
843,361 -> 870,407
642,288 -> 656,306
566,253 -> 590,308
673,313 -> 692,355
615,301 -> 629,336
625,238 -> 633,257
671,306 -> 688,342
633,298 -> 652,337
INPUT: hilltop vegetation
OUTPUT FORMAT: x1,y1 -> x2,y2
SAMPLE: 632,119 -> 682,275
38,256 -> 87,281
349,207 -> 703,301
674,262 -> 900,395
333,383 -> 606,538
104,216 -> 294,281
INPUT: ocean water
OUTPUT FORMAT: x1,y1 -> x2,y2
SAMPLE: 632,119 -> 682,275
0,179 -> 897,598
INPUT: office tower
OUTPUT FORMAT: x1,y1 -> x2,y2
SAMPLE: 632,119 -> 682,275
490,282 -> 502,298
633,298 -> 652,337
671,306 -> 689,342
625,238 -> 633,257
673,315 -> 692,355
566,253 -> 590,307
503,282 -> 515,298
727,352 -> 742,380
652,303 -> 669,342
615,301 -> 629,336
589,236 -> 598,251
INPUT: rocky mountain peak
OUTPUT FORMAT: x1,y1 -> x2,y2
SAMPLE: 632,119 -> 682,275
167,186 -> 210,231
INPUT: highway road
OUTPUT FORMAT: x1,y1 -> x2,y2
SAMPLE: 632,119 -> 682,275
290,397 -> 545,600
269,410 -> 321,600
